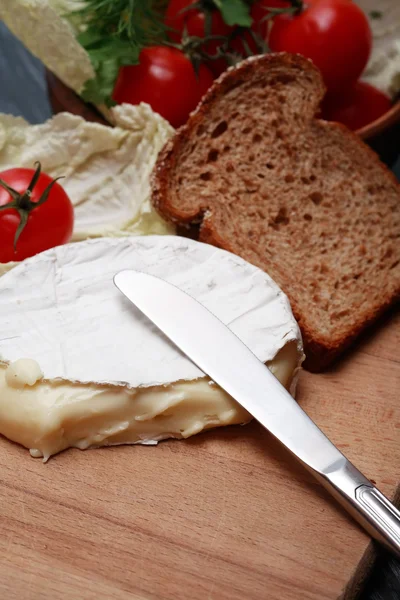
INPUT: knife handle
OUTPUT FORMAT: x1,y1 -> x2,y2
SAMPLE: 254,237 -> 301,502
319,459 -> 400,558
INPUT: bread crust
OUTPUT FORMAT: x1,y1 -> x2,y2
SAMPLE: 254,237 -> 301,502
151,52 -> 400,372
152,53 -> 325,224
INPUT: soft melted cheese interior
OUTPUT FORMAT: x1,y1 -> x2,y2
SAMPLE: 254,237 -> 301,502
0,237 -> 303,461
0,343 -> 299,461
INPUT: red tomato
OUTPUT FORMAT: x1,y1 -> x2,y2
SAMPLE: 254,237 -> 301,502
165,0 -> 233,77
322,81 -> 392,131
165,0 -> 197,42
186,10 -> 233,76
113,47 -> 214,128
269,0 -> 372,93
0,164 -> 74,262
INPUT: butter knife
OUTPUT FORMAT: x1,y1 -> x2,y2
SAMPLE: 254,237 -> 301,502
114,269 -> 400,558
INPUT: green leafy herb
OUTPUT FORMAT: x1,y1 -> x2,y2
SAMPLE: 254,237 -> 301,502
213,0 -> 252,27
369,10 -> 383,19
69,0 -> 290,106
70,0 -> 168,105
79,56 -> 124,107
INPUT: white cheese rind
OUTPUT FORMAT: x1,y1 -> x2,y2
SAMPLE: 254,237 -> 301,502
0,236 -> 303,389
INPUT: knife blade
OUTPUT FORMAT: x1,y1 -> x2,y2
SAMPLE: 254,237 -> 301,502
114,269 -> 400,558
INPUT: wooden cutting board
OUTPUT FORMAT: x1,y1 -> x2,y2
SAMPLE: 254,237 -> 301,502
0,72 -> 398,599
0,308 -> 398,600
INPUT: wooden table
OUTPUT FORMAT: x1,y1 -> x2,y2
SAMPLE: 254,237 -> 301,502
0,39 -> 398,597
0,308 -> 398,600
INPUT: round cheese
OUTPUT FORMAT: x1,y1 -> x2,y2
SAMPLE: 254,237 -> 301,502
0,236 -> 302,387
0,236 -> 303,460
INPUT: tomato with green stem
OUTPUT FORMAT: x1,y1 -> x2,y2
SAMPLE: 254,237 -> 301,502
186,9 -> 233,76
165,0 -> 233,76
269,0 -> 372,93
251,0 -> 291,40
230,0 -> 290,57
0,162 -> 74,263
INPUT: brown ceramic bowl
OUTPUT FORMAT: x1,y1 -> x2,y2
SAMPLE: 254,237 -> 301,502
46,71 -> 109,126
46,70 -> 400,141
358,99 -> 400,140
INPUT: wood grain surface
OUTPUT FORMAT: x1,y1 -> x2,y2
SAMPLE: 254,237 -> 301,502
0,62 -> 397,600
0,309 -> 398,600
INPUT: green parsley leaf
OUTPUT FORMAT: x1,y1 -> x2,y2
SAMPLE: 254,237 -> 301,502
79,61 -> 118,107
369,10 -> 383,19
71,0 -> 167,106
214,0 -> 252,27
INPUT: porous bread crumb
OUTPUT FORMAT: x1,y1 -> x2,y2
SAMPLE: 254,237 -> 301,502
152,53 -> 400,371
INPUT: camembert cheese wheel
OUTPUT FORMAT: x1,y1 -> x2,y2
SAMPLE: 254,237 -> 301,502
0,236 -> 303,461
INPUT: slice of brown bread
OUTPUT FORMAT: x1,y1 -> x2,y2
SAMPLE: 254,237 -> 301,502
151,52 -> 400,371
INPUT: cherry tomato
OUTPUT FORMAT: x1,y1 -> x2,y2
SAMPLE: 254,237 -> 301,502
165,0 -> 233,77
165,0 -> 197,42
186,10 -> 233,76
322,81 -> 392,131
0,164 -> 74,263
269,0 -> 372,93
113,46 -> 214,128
